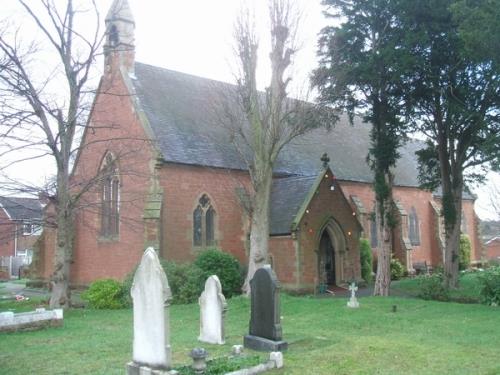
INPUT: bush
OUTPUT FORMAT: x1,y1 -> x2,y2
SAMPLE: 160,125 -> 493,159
82,279 -> 126,309
194,248 -> 243,298
162,261 -> 205,304
478,266 -> 500,306
122,260 -> 205,305
417,274 -> 450,301
359,238 -> 373,283
459,234 -> 472,271
390,257 -> 405,280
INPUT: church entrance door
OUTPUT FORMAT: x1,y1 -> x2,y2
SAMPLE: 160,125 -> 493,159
319,231 -> 336,285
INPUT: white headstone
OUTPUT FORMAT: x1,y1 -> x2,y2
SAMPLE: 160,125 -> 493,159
198,275 -> 227,345
131,247 -> 172,369
347,282 -> 359,308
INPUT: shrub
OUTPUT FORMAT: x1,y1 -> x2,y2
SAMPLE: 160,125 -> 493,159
82,279 -> 125,309
478,266 -> 500,306
390,257 -> 405,280
459,234 -> 472,271
359,238 -> 373,283
122,260 -> 205,305
194,248 -> 243,298
162,261 -> 205,304
417,274 -> 450,301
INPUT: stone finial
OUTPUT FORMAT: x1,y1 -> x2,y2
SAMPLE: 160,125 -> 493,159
321,153 -> 330,169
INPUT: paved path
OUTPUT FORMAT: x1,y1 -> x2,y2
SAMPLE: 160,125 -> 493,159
0,281 -> 50,300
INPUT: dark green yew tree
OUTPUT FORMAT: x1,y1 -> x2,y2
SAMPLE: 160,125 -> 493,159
313,0 -> 410,296
400,0 -> 500,288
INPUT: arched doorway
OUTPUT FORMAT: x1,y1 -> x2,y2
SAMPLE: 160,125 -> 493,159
319,231 -> 336,285
318,219 -> 347,286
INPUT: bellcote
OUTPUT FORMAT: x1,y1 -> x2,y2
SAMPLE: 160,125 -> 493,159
104,0 -> 135,73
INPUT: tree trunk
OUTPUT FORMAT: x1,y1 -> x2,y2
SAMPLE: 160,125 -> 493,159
49,170 -> 74,309
243,169 -> 273,294
373,198 -> 393,296
442,185 -> 463,289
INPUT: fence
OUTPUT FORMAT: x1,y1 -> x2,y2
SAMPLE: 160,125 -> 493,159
0,256 -> 32,278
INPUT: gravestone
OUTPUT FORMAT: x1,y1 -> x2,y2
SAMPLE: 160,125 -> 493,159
199,275 -> 227,344
127,247 -> 172,375
243,265 -> 287,351
347,282 -> 359,308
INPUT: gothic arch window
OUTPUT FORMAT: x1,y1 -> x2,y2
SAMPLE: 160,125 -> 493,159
461,210 -> 467,233
370,210 -> 378,248
109,24 -> 119,47
100,153 -> 120,238
409,207 -> 420,246
193,194 -> 216,248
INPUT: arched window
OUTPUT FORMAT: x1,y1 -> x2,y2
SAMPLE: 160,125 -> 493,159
370,210 -> 378,248
109,24 -> 119,47
461,210 -> 467,233
101,153 -> 119,238
409,207 -> 420,246
193,194 -> 216,247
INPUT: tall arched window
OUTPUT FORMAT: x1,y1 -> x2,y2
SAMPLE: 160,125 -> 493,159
193,194 -> 216,248
101,153 -> 119,238
409,207 -> 420,246
370,210 -> 378,248
461,210 -> 468,233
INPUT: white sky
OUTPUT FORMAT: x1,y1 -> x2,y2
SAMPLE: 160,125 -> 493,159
1,0 -> 498,220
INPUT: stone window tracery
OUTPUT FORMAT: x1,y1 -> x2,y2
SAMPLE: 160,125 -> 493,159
409,207 -> 420,246
193,194 -> 216,248
101,153 -> 120,238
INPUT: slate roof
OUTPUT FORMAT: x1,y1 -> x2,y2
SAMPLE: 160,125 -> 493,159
131,62 -> 423,186
0,197 -> 43,221
129,62 -> 469,234
270,176 -> 318,235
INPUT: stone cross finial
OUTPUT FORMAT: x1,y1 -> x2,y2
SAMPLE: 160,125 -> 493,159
321,153 -> 330,169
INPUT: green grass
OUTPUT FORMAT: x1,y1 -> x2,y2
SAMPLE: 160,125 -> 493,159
392,272 -> 483,303
1,295 -> 499,375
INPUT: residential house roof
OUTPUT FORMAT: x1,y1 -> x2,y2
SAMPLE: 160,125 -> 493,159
0,197 -> 43,221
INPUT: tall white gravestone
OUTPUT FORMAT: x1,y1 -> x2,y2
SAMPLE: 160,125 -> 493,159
129,247 -> 172,372
198,275 -> 227,344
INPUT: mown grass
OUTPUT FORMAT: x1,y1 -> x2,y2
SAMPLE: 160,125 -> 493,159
391,272 -> 483,303
1,294 -> 499,375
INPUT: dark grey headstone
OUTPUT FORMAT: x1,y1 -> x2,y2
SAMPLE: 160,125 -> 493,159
244,266 -> 287,352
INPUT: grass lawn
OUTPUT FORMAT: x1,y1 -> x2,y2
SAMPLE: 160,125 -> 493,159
391,272 -> 483,303
1,295 -> 499,375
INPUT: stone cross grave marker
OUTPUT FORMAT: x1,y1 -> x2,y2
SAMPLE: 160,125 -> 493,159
244,265 -> 288,351
127,247 -> 172,374
198,275 -> 227,345
347,282 -> 360,308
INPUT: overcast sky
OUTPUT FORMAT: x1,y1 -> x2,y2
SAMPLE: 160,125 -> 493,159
1,0 -> 498,220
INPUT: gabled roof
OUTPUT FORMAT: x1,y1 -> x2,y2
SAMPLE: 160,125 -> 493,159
0,197 -> 42,221
130,62 -> 424,187
270,175 -> 319,235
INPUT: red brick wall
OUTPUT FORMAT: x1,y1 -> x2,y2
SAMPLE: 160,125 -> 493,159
269,236 -> 297,287
339,181 -> 482,267
486,239 -> 500,260
296,175 -> 361,289
67,68 -> 157,285
159,164 -> 251,264
0,208 -> 15,257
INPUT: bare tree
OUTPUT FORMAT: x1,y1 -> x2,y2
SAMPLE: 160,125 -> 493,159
0,0 -> 105,308
225,0 -> 331,293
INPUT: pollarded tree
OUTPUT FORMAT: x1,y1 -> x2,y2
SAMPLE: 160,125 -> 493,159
227,0 -> 330,293
313,0 -> 409,295
400,0 -> 500,288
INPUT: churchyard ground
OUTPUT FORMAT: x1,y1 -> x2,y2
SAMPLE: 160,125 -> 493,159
1,293 -> 499,374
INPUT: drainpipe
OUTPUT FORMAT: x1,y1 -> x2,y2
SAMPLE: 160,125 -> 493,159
14,222 -> 18,257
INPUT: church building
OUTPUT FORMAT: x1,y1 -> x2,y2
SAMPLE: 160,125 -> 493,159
37,0 -> 483,292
